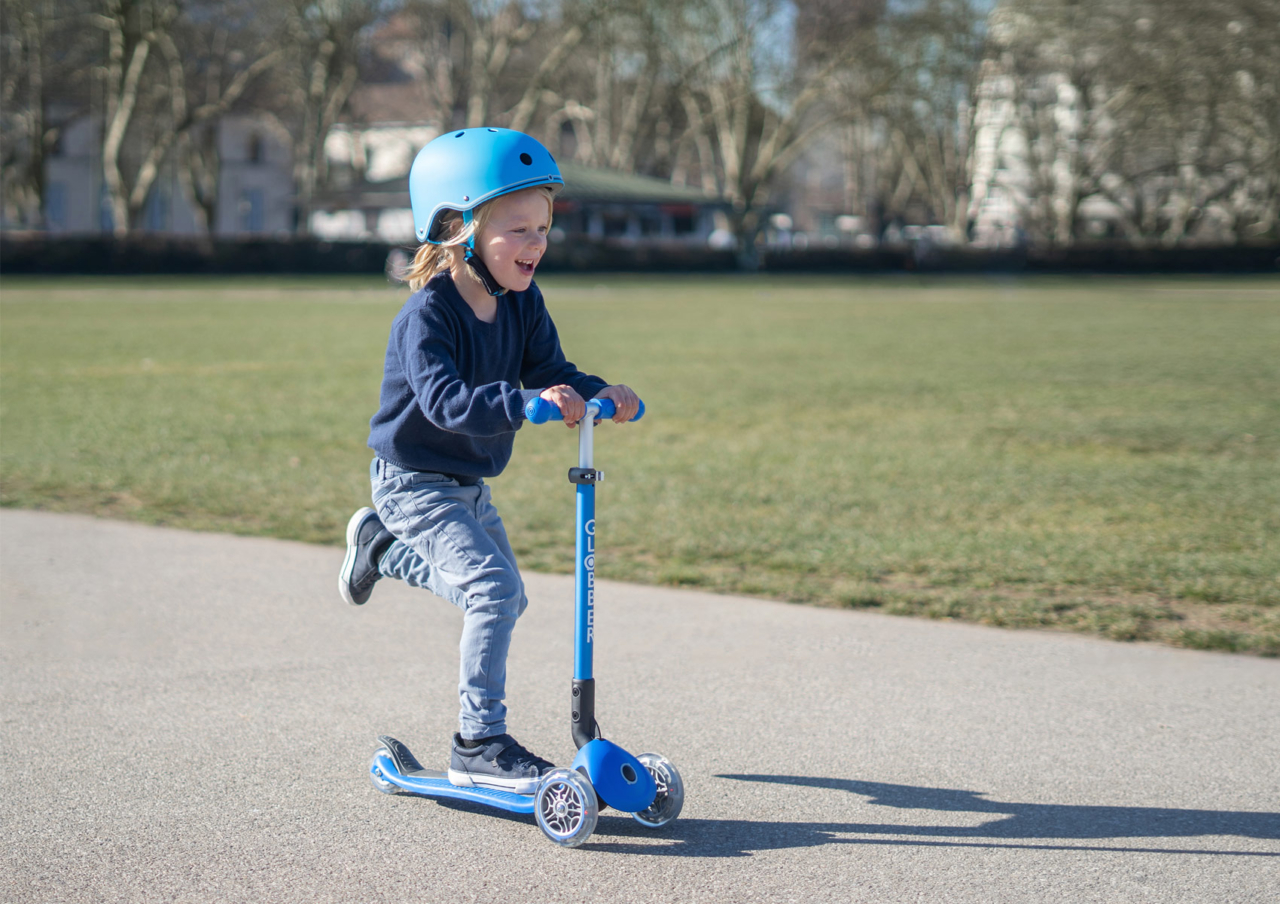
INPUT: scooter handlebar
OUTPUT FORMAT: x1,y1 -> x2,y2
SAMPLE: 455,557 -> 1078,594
525,396 -> 645,424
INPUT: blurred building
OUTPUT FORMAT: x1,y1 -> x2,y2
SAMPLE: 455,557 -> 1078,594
962,4 -> 1266,248
310,122 -> 438,243
554,164 -> 726,249
312,112 -> 725,250
29,105 -> 723,248
39,114 -> 293,236
966,61 -> 1031,249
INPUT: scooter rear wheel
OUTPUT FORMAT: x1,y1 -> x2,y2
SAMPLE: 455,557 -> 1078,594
535,768 -> 598,847
369,748 -> 401,795
632,753 -> 684,828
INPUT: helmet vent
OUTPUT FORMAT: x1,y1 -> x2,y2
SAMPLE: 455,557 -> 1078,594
488,128 -> 498,132
520,153 -> 533,165
455,132 -> 464,138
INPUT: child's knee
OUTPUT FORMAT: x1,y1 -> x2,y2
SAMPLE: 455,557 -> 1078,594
465,572 -> 526,619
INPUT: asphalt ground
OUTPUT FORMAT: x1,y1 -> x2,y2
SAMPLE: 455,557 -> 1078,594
2,509 -> 1278,903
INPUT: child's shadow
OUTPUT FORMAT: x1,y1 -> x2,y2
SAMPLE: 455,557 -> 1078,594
582,775 -> 1280,858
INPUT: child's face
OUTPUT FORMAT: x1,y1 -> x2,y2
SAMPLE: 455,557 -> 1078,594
474,190 -> 551,293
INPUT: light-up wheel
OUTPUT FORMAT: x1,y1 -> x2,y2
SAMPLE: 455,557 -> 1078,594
535,768 -> 599,847
632,753 -> 683,828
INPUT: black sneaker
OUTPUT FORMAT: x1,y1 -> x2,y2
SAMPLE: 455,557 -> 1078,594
448,733 -> 555,794
339,507 -> 393,606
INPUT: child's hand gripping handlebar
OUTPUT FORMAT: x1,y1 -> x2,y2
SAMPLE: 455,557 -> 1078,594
525,396 -> 646,424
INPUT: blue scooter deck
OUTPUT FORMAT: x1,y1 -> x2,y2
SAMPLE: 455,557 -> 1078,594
371,749 -> 537,815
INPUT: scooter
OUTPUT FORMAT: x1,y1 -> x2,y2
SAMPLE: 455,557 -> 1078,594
368,396 -> 684,847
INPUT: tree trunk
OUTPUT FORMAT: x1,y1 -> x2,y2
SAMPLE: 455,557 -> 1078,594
506,25 -> 584,133
23,8 -> 45,227
102,31 -> 152,236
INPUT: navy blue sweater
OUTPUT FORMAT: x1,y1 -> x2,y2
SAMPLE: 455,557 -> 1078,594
368,272 -> 608,478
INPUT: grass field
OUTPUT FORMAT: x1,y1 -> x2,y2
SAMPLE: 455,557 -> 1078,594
2,274 -> 1277,655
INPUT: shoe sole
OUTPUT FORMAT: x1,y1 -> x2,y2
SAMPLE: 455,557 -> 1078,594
339,507 -> 376,606
447,768 -> 540,795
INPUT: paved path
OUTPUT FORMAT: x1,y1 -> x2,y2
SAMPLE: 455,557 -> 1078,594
2,509 -> 1277,903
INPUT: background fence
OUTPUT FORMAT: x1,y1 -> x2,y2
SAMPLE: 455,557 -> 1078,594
4,235 -> 1278,276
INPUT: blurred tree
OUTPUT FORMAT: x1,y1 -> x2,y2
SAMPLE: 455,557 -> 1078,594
666,0 -> 891,263
388,0 -> 589,133
833,0 -> 984,241
282,0 -> 379,234
535,0 -> 677,174
91,0 -> 279,234
1099,0 -> 1280,243
12,0 -> 1272,249
170,0 -> 288,233
974,0 -> 1279,246
0,0 -> 75,228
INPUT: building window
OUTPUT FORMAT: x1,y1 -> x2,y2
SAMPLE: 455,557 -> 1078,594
239,188 -> 264,232
99,184 -> 114,232
46,182 -> 66,229
557,211 -> 584,235
144,184 -> 169,231
603,213 -> 629,238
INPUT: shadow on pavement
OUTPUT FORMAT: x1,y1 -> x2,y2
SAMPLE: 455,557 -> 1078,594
579,775 -> 1280,858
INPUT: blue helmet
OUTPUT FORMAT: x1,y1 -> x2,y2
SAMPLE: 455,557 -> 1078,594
409,128 -> 563,244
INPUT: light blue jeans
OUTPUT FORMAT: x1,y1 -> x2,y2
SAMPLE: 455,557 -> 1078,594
370,457 -> 528,740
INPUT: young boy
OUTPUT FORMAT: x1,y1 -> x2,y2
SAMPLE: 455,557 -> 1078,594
338,128 -> 639,794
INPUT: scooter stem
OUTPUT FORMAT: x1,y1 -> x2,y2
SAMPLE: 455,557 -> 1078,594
571,405 -> 599,748
575,410 -> 596,681
523,396 -> 644,750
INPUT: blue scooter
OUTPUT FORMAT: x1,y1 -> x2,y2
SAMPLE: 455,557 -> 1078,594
368,396 -> 684,847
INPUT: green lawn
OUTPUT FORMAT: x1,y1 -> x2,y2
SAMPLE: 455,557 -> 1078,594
2,274 -> 1277,654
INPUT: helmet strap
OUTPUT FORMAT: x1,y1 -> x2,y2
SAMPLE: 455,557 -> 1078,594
461,209 -> 506,296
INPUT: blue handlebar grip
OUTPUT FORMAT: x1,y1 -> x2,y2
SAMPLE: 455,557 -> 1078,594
525,396 -> 561,423
524,396 -> 645,424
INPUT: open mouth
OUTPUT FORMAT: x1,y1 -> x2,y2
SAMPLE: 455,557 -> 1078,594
516,258 -> 536,276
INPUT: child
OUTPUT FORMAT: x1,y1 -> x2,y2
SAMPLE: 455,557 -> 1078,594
338,128 -> 639,794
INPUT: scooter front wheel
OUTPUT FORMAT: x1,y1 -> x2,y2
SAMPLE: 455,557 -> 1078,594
632,753 -> 684,828
535,768 -> 599,847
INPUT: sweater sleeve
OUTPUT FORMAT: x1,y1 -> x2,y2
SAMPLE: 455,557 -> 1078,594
519,286 -> 609,400
398,309 -> 527,436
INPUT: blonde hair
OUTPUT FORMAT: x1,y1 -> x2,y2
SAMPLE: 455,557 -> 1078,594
405,186 -> 556,292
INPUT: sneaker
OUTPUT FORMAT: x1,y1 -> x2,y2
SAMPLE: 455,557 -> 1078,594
339,507 -> 393,606
448,733 -> 555,794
